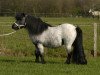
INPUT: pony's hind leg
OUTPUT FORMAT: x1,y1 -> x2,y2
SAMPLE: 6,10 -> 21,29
65,45 -> 72,64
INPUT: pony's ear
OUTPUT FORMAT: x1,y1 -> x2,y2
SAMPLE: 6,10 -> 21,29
37,17 -> 42,22
22,13 -> 26,17
37,17 -> 41,20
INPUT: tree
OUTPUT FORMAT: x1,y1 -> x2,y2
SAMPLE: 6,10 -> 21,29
0,0 -> 99,16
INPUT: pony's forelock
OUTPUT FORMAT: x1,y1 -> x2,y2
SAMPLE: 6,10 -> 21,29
15,13 -> 26,20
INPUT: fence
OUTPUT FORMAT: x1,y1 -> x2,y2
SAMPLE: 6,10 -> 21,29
0,12 -> 90,17
0,12 -> 69,17
0,17 -> 100,57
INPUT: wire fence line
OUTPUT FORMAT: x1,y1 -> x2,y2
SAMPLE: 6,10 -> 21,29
0,21 -> 100,26
0,12 -> 91,17
0,21 -> 100,57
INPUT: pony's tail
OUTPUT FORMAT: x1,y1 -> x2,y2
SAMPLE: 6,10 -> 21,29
72,26 -> 87,64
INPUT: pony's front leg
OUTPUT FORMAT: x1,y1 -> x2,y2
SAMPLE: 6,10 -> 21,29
35,48 -> 40,63
35,43 -> 46,64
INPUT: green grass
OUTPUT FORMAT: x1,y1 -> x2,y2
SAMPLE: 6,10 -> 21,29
42,17 -> 100,25
0,17 -> 100,57
0,56 -> 100,75
0,17 -> 100,75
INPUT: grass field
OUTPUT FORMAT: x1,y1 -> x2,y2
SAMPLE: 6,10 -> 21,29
0,56 -> 100,75
0,17 -> 100,75
0,17 -> 100,56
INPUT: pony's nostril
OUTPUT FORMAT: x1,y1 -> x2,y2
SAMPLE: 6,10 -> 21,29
12,24 -> 15,29
12,24 -> 19,30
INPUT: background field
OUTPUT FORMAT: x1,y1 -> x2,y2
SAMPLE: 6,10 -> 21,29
0,17 -> 100,57
0,17 -> 100,75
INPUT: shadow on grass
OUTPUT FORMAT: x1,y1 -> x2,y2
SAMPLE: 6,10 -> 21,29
47,61 -> 62,64
0,59 -> 15,62
0,57 -> 64,64
0,60 -> 62,65
0,59 -> 62,64
0,59 -> 36,64
21,60 -> 34,63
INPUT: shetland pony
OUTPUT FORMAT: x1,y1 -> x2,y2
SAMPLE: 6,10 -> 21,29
89,9 -> 100,19
12,13 -> 87,64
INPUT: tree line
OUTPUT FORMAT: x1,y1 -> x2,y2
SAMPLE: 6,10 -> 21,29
0,0 -> 100,17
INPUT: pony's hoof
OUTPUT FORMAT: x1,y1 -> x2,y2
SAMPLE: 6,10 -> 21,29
80,60 -> 87,65
65,61 -> 70,64
77,59 -> 87,65
41,61 -> 46,64
35,60 -> 40,63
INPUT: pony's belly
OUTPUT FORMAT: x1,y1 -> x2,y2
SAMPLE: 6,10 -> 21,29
43,41 -> 62,48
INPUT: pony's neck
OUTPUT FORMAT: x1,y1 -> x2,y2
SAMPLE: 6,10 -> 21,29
26,16 -> 52,35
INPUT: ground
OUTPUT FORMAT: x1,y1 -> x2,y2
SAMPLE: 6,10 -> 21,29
0,56 -> 100,75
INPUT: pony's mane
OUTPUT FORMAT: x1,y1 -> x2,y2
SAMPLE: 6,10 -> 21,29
25,15 -> 52,35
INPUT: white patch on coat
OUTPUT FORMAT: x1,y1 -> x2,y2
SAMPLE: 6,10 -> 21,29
37,44 -> 44,54
30,23 -> 77,53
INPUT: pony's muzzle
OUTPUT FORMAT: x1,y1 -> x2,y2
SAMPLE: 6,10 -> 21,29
12,23 -> 19,30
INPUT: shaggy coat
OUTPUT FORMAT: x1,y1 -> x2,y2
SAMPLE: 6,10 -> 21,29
12,13 -> 87,64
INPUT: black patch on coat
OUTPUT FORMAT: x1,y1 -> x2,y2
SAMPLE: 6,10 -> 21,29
25,15 -> 52,35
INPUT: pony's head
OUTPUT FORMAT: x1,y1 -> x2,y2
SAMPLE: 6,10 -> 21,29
12,13 -> 26,30
12,13 -> 52,34
89,9 -> 94,13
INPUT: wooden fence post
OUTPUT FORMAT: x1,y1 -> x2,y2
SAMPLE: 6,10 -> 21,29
94,23 -> 97,57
